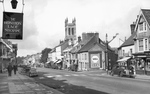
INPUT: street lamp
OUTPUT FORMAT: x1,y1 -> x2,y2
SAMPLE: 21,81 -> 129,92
106,33 -> 119,74
11,0 -> 18,9
0,0 -> 18,9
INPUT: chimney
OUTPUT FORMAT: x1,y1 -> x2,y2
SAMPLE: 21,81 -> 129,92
94,32 -> 99,43
78,36 -> 81,42
60,40 -> 63,44
130,22 -> 136,34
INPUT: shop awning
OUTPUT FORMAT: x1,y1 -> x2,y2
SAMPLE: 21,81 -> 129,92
117,57 -> 131,62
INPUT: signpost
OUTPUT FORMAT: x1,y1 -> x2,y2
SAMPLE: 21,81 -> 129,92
2,12 -> 23,39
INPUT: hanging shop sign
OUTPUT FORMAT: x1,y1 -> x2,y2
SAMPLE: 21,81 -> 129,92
2,12 -> 23,40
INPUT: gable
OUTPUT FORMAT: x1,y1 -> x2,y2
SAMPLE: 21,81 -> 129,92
135,9 -> 150,32
89,44 -> 104,52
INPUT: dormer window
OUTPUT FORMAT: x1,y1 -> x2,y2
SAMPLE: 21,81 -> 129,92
138,23 -> 143,31
138,16 -> 147,32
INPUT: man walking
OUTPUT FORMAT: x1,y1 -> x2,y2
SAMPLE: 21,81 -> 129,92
7,63 -> 13,76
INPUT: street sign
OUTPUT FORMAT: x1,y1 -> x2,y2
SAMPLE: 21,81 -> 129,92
2,12 -> 23,39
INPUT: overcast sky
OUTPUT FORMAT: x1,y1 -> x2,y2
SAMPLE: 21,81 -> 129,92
0,0 -> 150,57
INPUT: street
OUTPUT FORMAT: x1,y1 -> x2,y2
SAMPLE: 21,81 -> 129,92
32,67 -> 150,94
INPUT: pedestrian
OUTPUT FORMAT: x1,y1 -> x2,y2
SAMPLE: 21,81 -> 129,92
7,63 -> 13,76
13,63 -> 18,75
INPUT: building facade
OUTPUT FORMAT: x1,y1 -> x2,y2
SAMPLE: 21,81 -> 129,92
133,9 -> 150,75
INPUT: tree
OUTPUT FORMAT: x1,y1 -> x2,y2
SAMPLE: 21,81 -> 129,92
40,48 -> 52,64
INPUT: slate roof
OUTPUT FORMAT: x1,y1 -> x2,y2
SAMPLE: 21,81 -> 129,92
78,35 -> 108,53
118,31 -> 136,49
142,9 -> 150,26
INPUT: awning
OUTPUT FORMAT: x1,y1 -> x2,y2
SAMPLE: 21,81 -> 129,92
117,57 -> 131,62
56,60 -> 61,63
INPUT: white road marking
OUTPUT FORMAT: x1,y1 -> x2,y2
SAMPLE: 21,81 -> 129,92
72,74 -> 79,76
64,74 -> 70,76
55,75 -> 62,77
39,77 -> 45,79
47,76 -> 53,78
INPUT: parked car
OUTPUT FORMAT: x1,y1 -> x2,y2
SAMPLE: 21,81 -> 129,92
28,67 -> 38,77
110,65 -> 135,78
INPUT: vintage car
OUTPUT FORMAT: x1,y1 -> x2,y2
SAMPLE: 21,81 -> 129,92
28,67 -> 38,77
110,65 -> 135,78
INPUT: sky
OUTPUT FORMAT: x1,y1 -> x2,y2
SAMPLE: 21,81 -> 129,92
0,0 -> 150,57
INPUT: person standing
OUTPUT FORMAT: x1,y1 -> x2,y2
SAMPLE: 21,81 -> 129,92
13,64 -> 18,75
7,63 -> 13,76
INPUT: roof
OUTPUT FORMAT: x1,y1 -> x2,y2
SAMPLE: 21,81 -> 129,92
0,38 -> 13,52
141,9 -> 150,27
118,31 -> 136,49
78,35 -> 107,53
117,57 -> 131,62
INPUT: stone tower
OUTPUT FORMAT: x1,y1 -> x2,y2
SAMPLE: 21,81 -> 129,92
65,18 -> 76,42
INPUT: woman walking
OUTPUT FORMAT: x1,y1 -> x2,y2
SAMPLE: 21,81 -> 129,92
7,63 -> 13,76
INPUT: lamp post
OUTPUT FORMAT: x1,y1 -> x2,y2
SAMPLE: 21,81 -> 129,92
0,0 -> 18,73
106,33 -> 119,74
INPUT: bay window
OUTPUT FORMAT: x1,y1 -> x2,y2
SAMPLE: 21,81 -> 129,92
145,39 -> 148,51
139,39 -> 143,51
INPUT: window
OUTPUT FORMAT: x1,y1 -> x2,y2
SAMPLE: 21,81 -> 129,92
68,28 -> 71,35
138,22 -> 147,32
139,39 -> 143,51
145,39 -> 148,50
85,54 -> 87,60
123,50 -> 125,56
72,28 -> 74,35
130,49 -> 132,55
144,22 -> 147,30
139,23 -> 143,31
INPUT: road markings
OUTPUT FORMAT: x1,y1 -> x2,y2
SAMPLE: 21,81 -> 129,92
47,76 -> 53,78
39,77 -> 45,79
64,74 -> 70,76
55,75 -> 62,77
72,74 -> 79,76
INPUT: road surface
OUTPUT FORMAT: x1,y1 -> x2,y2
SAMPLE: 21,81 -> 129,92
33,68 -> 150,94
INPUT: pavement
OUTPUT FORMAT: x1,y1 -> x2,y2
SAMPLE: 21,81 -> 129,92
0,71 -> 64,94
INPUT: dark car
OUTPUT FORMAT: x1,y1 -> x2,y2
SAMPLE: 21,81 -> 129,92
110,65 -> 135,78
28,67 -> 38,77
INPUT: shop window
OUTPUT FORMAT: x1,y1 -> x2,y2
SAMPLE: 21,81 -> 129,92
137,59 -> 145,70
146,61 -> 150,71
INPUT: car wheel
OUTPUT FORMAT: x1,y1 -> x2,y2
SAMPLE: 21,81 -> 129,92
119,71 -> 123,77
29,73 -> 32,77
111,72 -> 114,76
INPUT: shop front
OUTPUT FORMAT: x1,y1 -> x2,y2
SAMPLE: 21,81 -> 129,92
133,52 -> 150,75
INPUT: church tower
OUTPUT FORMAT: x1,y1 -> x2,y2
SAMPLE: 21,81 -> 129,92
65,18 -> 76,42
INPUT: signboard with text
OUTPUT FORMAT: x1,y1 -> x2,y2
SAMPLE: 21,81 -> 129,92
2,12 -> 23,39
90,54 -> 100,68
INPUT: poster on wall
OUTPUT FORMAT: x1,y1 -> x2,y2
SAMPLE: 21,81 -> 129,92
91,54 -> 100,68
2,12 -> 23,40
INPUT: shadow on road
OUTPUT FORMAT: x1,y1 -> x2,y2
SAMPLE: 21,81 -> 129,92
33,72 -> 110,94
